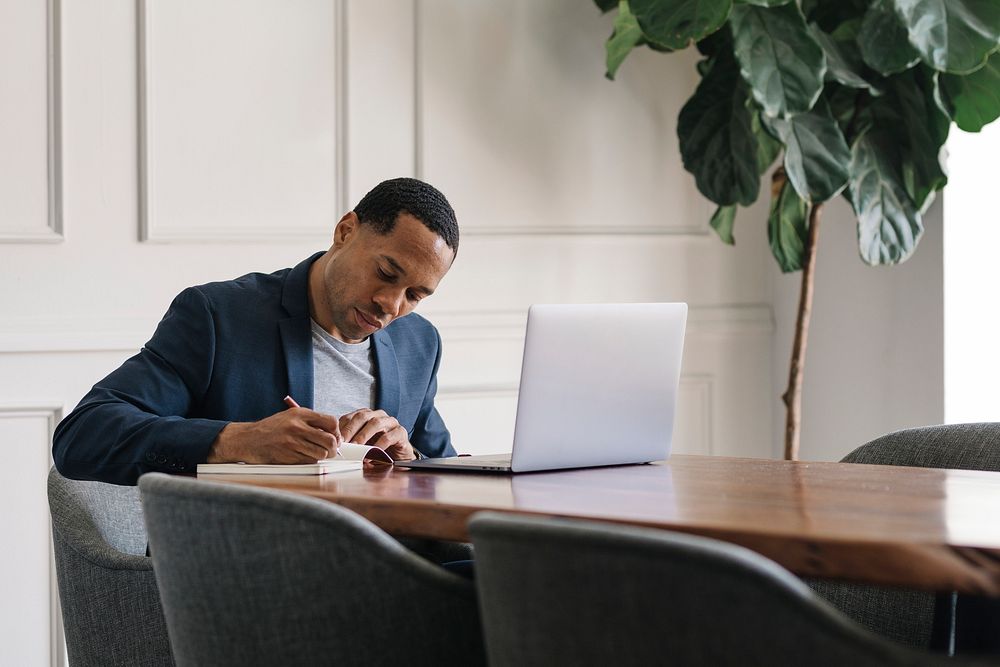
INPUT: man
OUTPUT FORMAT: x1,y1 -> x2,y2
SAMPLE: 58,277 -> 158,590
53,177 -> 459,486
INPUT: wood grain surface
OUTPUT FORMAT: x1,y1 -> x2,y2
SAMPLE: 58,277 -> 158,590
197,454 -> 1000,595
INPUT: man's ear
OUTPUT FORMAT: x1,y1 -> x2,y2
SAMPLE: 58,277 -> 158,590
332,212 -> 359,248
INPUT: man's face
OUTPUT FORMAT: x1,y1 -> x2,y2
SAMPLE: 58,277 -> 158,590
310,212 -> 455,343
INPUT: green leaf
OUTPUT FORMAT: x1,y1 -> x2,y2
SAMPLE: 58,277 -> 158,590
801,0 -> 869,33
846,132 -> 923,265
696,23 -> 733,57
825,84 -> 864,141
710,205 -> 738,244
858,0 -> 920,75
873,67 -> 949,211
753,111 -> 782,173
939,50 -> 1000,131
891,0 -> 1000,74
729,3 -> 827,118
677,51 -> 761,206
642,39 -> 675,53
606,2 -> 644,79
630,0 -> 733,50
763,102 -> 851,203
799,0 -> 821,20
768,177 -> 811,272
594,0 -> 619,13
808,23 -> 879,92
830,17 -> 863,42
735,0 -> 791,6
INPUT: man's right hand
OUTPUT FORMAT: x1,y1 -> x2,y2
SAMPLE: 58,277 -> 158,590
206,408 -> 342,464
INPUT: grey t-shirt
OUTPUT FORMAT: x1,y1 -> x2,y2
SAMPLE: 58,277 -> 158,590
311,319 -> 376,417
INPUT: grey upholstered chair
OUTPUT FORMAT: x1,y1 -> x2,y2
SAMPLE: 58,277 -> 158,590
139,472 -> 486,667
810,423 -> 1000,651
47,466 -> 174,667
469,512 -> 960,667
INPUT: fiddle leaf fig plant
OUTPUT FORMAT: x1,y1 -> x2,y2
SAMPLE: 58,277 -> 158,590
596,0 -> 1000,460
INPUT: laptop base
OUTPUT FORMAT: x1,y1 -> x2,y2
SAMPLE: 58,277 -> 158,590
398,454 -> 513,473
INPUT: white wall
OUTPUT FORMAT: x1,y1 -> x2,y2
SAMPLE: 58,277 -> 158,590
0,0 -> 947,662
944,122 -> 1000,423
414,0 -> 775,458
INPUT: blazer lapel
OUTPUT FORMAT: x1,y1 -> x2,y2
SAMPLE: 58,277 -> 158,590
277,253 -> 323,409
279,317 -> 314,409
372,329 -> 400,418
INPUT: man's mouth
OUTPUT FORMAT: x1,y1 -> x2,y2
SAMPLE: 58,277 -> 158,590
355,308 -> 383,331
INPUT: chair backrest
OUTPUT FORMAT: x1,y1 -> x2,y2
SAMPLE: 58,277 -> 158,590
139,473 -> 486,667
812,423 -> 1000,650
469,512 -> 941,667
843,423 -> 1000,471
47,466 -> 174,667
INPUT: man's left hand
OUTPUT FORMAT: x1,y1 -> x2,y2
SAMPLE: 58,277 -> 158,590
339,409 -> 416,461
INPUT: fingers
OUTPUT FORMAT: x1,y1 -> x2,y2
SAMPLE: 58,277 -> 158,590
339,410 -> 368,443
246,408 -> 339,462
295,426 -> 339,457
288,439 -> 333,462
340,409 -> 388,444
354,417 -> 399,445
278,408 -> 338,456
377,429 -> 416,461
299,410 -> 343,445
338,409 -> 413,460
252,406 -> 412,464
353,414 -> 398,447
245,438 -> 327,464
262,423 -> 335,463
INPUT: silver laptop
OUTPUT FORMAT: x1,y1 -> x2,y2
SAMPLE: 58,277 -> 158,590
401,303 -> 687,473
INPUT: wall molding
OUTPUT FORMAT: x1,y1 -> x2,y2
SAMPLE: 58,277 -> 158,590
0,317 -> 150,354
428,304 -> 773,342
47,0 -> 64,243
686,304 -> 774,335
437,383 -> 518,399
0,404 -> 62,423
0,304 -> 772,353
137,0 -> 346,243
0,404 -> 65,667
412,0 -> 424,182
0,0 -> 63,244
679,374 -> 714,456
455,225 -> 711,237
335,0 -> 348,219
410,0 -> 706,238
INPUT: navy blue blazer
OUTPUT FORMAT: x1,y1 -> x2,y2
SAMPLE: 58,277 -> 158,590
53,253 -> 454,485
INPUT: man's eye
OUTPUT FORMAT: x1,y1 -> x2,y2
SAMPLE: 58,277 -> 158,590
407,291 -> 421,303
377,268 -> 395,281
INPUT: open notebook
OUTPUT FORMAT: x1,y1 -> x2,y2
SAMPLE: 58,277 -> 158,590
196,443 -> 390,475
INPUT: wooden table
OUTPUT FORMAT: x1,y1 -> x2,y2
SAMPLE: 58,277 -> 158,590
198,454 -> 1000,596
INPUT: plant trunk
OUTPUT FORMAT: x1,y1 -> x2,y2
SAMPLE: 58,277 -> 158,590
782,193 -> 823,461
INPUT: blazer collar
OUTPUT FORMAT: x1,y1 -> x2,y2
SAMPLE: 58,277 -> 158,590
281,251 -> 325,318
372,329 -> 401,419
277,252 -> 324,408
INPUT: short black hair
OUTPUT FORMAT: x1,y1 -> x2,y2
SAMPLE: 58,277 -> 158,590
353,178 -> 459,253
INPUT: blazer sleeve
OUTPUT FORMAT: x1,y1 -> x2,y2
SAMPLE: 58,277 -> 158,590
52,287 -> 229,485
409,327 -> 456,458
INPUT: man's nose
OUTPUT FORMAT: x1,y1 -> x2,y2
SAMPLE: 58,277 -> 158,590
373,290 -> 404,318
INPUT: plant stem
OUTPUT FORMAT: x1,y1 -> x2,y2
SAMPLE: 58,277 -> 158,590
782,199 -> 823,461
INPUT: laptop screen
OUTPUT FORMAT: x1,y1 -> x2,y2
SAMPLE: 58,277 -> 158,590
509,303 -> 687,472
